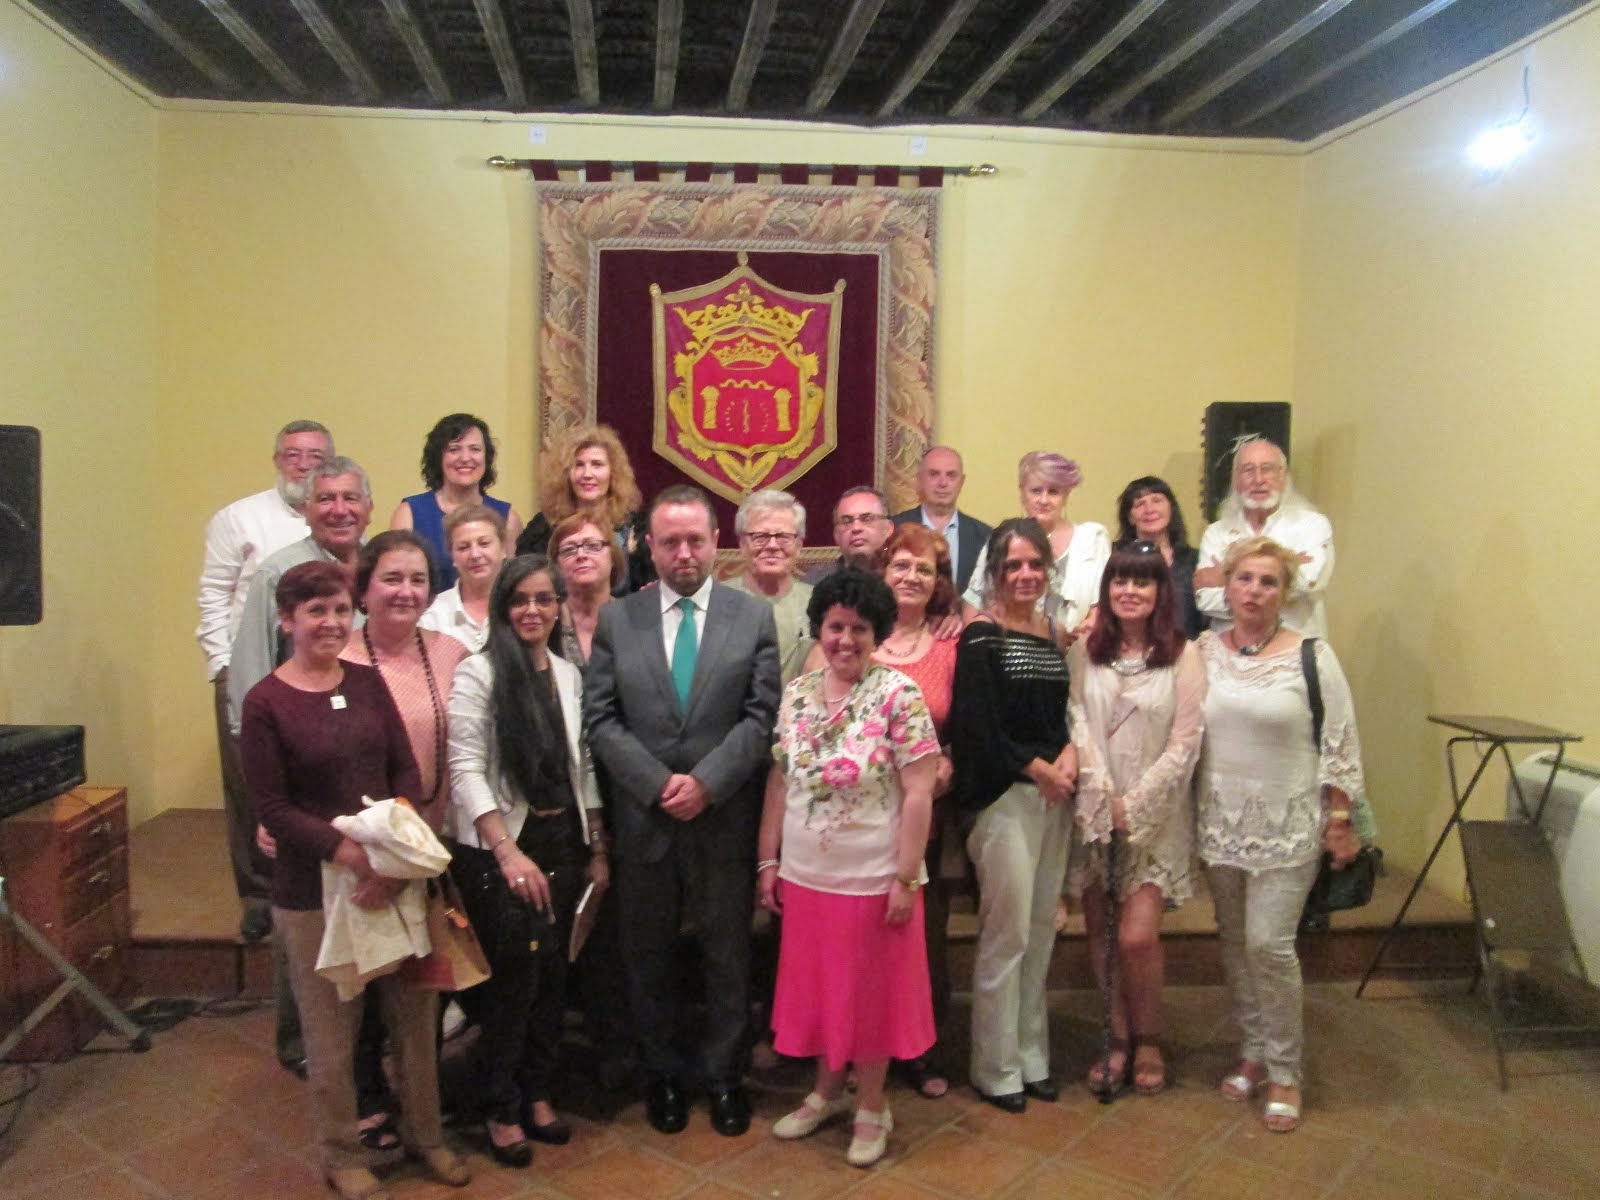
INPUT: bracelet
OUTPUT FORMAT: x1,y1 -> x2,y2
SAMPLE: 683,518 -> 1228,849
756,858 -> 780,873
894,874 -> 921,891
1326,810 -> 1352,823
488,834 -> 511,855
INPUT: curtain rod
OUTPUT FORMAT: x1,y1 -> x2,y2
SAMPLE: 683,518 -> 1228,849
486,156 -> 997,175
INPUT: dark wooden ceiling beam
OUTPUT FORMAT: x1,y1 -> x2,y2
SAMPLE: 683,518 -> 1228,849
948,0 -> 1076,118
727,0 -> 780,111
475,0 -> 529,107
1233,0 -> 1460,129
807,0 -> 890,112
1159,0 -> 1357,127
1018,0 -> 1168,120
111,0 -> 238,90
875,0 -> 982,118
655,0 -> 683,109
289,0 -> 382,100
565,0 -> 601,106
196,0 -> 305,95
1087,0 -> 1264,124
378,0 -> 453,104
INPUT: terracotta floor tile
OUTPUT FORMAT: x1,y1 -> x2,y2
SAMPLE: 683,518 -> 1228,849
549,1143 -> 699,1199
1063,1110 -> 1216,1192
1220,1118 -> 1359,1184
886,1128 -> 1036,1199
674,1184 -> 758,1200
122,1113 -> 274,1198
2,1164 -> 159,1200
1005,1160 -> 1157,1199
1336,1146 -> 1495,1200
1169,1154 -> 1325,1200
1500,1133 -> 1600,1198
949,1093 -> 1094,1155
0,1119 -> 107,1195
837,1175 -> 955,1199
1377,1109 -> 1514,1175
182,1153 -> 329,1200
716,1136 -> 869,1200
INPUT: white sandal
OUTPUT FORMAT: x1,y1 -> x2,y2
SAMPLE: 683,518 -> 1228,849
846,1105 -> 893,1168
1219,1060 -> 1265,1103
773,1091 -> 851,1140
1263,1084 -> 1301,1133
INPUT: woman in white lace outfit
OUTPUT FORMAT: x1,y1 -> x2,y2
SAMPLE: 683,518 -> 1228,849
1068,543 -> 1205,1095
1197,536 -> 1372,1134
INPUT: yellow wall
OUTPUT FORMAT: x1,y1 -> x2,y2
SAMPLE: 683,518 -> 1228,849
143,111 -> 1302,824
0,5 -> 158,813
1296,7 -> 1600,888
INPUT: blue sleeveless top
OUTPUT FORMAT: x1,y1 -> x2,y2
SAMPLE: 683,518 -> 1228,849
403,491 -> 511,591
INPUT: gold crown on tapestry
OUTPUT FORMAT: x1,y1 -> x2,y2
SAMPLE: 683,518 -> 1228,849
676,281 -> 812,346
710,335 -> 782,368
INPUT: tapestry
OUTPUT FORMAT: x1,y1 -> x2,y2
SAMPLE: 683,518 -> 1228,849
536,181 -> 938,540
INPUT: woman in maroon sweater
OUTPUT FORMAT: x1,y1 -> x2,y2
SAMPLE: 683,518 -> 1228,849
241,560 -> 469,1200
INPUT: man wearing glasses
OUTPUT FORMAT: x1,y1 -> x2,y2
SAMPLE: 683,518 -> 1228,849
1192,437 -> 1335,637
804,485 -> 893,584
195,420 -> 334,943
726,489 -> 815,685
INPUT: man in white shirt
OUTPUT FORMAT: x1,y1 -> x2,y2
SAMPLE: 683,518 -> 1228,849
891,445 -> 992,595
1193,437 -> 1335,637
196,420 -> 333,941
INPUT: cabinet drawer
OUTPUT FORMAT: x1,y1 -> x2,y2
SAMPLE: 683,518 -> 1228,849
3,891 -> 131,1062
60,846 -> 129,928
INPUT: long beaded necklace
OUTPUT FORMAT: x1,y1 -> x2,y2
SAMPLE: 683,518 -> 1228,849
363,625 -> 448,807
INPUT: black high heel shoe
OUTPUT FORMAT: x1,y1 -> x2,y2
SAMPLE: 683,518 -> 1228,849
485,1119 -> 532,1168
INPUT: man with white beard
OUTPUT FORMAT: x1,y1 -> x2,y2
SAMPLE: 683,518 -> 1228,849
1192,437 -> 1335,638
196,420 -> 333,942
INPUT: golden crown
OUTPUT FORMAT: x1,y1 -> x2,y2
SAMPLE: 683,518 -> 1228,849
675,281 -> 812,346
709,335 -> 782,368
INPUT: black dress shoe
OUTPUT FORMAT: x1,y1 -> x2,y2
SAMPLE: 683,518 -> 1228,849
1022,1078 -> 1059,1102
707,1084 -> 752,1137
526,1117 -> 571,1146
487,1134 -> 532,1168
645,1080 -> 688,1135
975,1088 -> 1027,1114
239,906 -> 272,943
279,1056 -> 308,1080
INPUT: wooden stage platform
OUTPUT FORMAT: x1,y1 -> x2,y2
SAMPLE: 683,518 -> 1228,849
128,808 -> 1476,1000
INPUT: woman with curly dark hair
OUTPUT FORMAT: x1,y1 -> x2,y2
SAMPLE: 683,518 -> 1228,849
759,569 -> 940,1167
1113,476 -> 1202,639
514,423 -> 653,593
391,413 -> 524,588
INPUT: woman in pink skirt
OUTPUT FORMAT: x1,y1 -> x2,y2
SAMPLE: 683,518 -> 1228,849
757,568 -> 940,1168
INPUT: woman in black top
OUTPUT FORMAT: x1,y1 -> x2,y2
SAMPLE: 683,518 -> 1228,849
947,519 -> 1077,1114
1114,476 -> 1202,639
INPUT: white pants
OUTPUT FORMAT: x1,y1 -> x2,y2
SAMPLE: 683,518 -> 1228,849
1206,857 -> 1321,1087
966,783 -> 1071,1095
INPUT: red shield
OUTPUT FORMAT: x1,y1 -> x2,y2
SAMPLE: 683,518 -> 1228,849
652,257 -> 841,503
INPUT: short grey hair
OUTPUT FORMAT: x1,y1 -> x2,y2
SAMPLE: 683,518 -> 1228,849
305,454 -> 371,502
735,488 -> 806,539
275,420 -> 333,454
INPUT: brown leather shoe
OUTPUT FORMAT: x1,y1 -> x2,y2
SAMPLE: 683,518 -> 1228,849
325,1166 -> 391,1200
415,1145 -> 471,1187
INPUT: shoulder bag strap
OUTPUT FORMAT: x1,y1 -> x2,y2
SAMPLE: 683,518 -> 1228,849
1300,636 -> 1324,750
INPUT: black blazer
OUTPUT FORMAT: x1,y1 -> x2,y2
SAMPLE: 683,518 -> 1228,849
891,507 -> 993,597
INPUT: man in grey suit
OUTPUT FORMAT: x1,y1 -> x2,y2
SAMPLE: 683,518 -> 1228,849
892,445 -> 992,595
584,484 -> 781,1137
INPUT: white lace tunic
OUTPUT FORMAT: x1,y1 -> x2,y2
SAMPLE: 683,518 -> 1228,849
1196,632 -> 1367,872
1067,641 -> 1206,903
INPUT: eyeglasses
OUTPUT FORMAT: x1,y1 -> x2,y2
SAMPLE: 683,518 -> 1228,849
745,531 -> 798,548
276,449 -> 326,464
835,513 -> 886,528
557,539 -> 607,559
515,592 -> 560,607
1238,463 -> 1285,480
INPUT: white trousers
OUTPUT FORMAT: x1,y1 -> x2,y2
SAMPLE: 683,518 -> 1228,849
1206,857 -> 1321,1087
966,782 -> 1071,1095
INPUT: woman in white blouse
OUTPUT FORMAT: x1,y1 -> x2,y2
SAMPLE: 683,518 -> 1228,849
418,504 -> 506,653
446,555 -> 608,1166
962,452 -> 1109,638
1068,542 -> 1205,1096
1197,536 -> 1371,1134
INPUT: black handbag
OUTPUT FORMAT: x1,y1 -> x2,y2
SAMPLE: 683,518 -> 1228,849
1297,639 -> 1382,933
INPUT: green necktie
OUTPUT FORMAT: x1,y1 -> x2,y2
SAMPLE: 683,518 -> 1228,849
672,596 -> 698,709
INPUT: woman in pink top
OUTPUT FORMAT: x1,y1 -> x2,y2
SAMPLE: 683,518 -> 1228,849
871,523 -> 960,1098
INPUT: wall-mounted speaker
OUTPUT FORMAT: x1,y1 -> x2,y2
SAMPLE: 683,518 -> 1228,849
1201,403 -> 1291,522
0,425 -> 42,626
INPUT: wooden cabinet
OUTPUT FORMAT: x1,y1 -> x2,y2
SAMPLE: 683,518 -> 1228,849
0,786 -> 131,1061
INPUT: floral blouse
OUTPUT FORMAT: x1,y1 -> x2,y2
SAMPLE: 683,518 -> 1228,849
773,662 -> 940,896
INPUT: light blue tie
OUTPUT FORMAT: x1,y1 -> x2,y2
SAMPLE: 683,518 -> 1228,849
671,596 -> 698,709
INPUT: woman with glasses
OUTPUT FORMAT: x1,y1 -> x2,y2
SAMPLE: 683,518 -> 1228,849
727,489 -> 815,685
547,513 -> 626,671
446,555 -> 609,1165
963,453 -> 1108,640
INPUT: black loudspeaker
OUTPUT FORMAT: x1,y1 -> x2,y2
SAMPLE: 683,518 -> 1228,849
0,425 -> 42,626
1201,402 -> 1291,522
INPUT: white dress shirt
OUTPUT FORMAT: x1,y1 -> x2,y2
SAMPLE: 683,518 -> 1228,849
659,576 -> 714,668
1195,505 -> 1335,638
418,585 -> 488,653
917,506 -> 961,579
195,486 -> 308,679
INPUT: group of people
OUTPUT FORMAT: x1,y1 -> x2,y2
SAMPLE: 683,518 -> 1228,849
195,414 -> 1372,1197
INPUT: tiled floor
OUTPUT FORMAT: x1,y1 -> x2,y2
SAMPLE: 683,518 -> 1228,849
3,982 -> 1598,1199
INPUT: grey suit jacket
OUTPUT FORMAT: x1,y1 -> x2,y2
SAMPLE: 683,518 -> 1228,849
891,507 -> 993,597
583,581 -> 781,865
